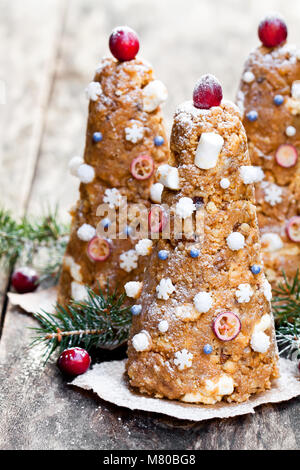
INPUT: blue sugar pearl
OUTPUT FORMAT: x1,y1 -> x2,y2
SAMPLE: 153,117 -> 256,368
189,248 -> 200,258
246,110 -> 258,122
154,136 -> 164,146
93,132 -> 103,143
131,305 -> 142,316
158,250 -> 169,260
251,264 -> 261,275
101,218 -> 111,229
124,226 -> 133,236
274,95 -> 284,106
203,344 -> 213,355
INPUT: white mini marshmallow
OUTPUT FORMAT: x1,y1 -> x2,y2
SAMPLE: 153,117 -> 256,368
262,278 -> 272,301
132,330 -> 151,352
124,281 -> 143,299
150,182 -> 164,203
286,125 -> 296,137
226,232 -> 245,251
175,197 -> 196,219
254,314 -> 272,333
220,178 -> 230,189
243,71 -> 255,83
261,233 -> 283,252
77,164 -> 95,183
135,239 -> 153,256
194,292 -> 213,313
156,164 -> 180,190
291,80 -> 300,99
194,133 -> 224,170
64,256 -> 82,283
69,156 -> 84,176
77,224 -> 96,242
239,166 -> 264,184
158,320 -> 169,333
143,80 -> 168,112
250,331 -> 270,353
205,375 -> 234,396
71,282 -> 88,302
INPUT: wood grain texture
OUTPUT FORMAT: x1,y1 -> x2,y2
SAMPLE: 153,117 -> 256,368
1,0 -> 300,450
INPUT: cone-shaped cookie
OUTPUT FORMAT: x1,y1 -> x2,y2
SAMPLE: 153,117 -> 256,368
58,27 -> 169,305
237,14 -> 300,284
127,75 -> 278,404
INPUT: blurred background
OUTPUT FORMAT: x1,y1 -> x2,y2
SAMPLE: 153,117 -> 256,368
1,0 -> 300,221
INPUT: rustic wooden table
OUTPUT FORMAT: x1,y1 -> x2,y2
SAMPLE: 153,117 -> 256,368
0,0 -> 300,450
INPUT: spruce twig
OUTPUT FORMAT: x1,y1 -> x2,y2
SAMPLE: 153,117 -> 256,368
30,285 -> 132,362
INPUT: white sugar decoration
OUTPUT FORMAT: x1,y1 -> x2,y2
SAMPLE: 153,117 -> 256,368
124,281 -> 143,299
77,164 -> 95,183
239,166 -> 264,184
135,239 -> 153,256
286,125 -> 296,137
132,330 -> 151,352
125,122 -> 144,143
243,71 -> 255,83
158,320 -> 169,333
77,224 -> 96,242
156,164 -> 180,190
85,81 -> 102,101
226,232 -> 245,251
103,188 -> 123,209
235,283 -> 253,303
262,278 -> 272,301
71,282 -> 88,302
193,292 -> 213,313
254,314 -> 272,333
261,233 -> 283,252
69,156 -> 84,176
250,331 -> 270,353
291,80 -> 300,99
64,256 -> 82,283
264,183 -> 282,206
150,182 -> 164,203
174,349 -> 193,371
156,278 -> 175,300
175,197 -> 196,219
220,178 -> 230,189
143,79 -> 168,112
120,250 -> 138,272
194,132 -> 224,170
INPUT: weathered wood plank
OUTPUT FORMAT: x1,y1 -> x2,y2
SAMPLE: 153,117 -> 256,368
0,0 -> 66,320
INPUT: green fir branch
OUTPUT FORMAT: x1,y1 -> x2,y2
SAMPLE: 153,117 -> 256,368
0,208 -> 69,281
30,285 -> 132,362
272,270 -> 300,360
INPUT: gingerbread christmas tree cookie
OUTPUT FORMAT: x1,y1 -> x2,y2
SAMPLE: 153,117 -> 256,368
126,76 -> 278,404
58,27 -> 169,305
237,14 -> 300,284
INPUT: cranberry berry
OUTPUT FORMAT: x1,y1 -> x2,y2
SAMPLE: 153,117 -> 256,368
58,347 -> 91,377
11,267 -> 39,294
193,74 -> 223,110
109,26 -> 140,62
258,14 -> 287,48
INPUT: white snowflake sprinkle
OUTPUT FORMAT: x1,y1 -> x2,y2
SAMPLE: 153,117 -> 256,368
239,166 -> 264,184
85,81 -> 102,101
174,349 -> 193,370
125,122 -> 144,143
103,188 -> 123,209
120,250 -> 138,272
263,183 -> 282,206
156,278 -> 175,300
235,283 -> 253,303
